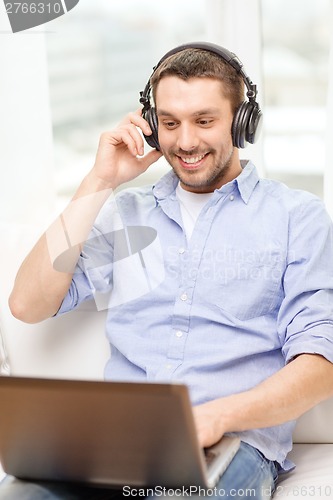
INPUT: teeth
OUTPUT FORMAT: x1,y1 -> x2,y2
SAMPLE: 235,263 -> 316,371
181,154 -> 205,164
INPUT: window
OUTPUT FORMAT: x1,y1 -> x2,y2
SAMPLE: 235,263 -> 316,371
45,0 -> 331,201
261,0 -> 330,198
45,0 -> 207,199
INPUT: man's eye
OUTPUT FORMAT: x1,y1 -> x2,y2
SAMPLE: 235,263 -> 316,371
164,121 -> 177,129
198,119 -> 213,126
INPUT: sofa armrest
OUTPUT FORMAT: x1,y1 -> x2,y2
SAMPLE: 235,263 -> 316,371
293,396 -> 333,444
0,222 -> 109,380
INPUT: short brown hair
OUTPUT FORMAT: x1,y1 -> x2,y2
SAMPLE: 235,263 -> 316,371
151,48 -> 244,114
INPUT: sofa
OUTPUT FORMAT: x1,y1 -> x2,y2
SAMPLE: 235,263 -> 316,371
1,222 -> 333,498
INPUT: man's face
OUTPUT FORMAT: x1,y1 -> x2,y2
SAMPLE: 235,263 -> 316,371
155,76 -> 241,193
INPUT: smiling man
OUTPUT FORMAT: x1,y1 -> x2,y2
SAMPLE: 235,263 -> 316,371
6,43 -> 333,500
155,77 -> 240,192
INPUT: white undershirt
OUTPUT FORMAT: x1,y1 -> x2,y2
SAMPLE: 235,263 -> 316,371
176,183 -> 214,240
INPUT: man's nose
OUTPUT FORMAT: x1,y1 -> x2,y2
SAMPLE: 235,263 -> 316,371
177,124 -> 199,152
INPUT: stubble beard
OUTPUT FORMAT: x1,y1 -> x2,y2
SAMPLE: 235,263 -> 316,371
163,146 -> 235,193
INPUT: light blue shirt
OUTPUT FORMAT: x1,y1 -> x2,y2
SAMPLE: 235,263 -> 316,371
58,160 -> 333,471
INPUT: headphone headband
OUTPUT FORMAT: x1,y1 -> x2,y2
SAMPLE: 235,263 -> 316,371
140,41 -> 262,150
152,42 -> 257,99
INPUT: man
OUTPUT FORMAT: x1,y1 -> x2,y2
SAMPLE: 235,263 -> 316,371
4,42 -> 333,499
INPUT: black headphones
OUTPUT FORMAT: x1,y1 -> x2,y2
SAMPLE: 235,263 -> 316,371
139,41 -> 262,150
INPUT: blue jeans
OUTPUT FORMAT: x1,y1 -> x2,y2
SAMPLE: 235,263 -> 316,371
0,442 -> 278,499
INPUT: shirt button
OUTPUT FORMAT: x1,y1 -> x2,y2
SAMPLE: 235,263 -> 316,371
229,195 -> 235,201
180,293 -> 188,301
176,330 -> 183,338
178,247 -> 185,254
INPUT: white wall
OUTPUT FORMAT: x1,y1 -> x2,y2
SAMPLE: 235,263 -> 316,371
0,3 -> 55,227
0,5 -> 61,381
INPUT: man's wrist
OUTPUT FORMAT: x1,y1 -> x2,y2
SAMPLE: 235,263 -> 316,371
75,170 -> 117,198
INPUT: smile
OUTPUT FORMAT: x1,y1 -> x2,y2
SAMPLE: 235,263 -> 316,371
180,154 -> 206,164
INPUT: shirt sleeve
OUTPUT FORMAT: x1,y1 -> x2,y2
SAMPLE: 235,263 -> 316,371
278,195 -> 333,363
56,222 -> 115,315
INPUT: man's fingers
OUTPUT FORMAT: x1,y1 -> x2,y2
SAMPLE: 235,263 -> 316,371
139,149 -> 163,171
110,124 -> 145,156
121,127 -> 144,156
125,110 -> 153,137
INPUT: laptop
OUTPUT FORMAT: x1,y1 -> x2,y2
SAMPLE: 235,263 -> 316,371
0,376 -> 240,489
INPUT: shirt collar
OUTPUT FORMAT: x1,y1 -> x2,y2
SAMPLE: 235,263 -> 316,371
234,160 -> 260,204
152,159 -> 259,204
153,170 -> 179,202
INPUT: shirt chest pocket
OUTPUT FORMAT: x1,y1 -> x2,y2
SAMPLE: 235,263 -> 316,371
210,249 -> 284,321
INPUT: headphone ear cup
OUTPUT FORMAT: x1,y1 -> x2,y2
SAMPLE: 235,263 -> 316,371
232,101 -> 262,148
246,105 -> 263,145
143,106 -> 160,150
232,101 -> 251,149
